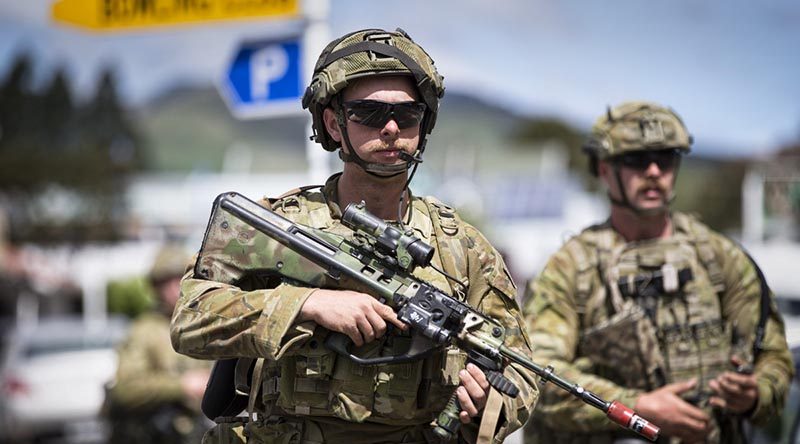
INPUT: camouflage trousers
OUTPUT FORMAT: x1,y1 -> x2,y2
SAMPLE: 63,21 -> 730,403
202,415 -> 441,444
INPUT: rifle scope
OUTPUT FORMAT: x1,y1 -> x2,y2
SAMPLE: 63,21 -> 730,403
342,202 -> 434,270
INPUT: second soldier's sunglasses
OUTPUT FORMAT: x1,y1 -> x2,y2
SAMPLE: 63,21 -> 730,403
614,149 -> 682,171
342,100 -> 426,129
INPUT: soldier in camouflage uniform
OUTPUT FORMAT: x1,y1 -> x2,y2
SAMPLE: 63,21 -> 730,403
523,101 -> 793,444
170,28 -> 538,444
106,245 -> 211,444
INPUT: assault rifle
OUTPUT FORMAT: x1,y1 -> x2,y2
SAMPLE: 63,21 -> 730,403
198,192 -> 660,441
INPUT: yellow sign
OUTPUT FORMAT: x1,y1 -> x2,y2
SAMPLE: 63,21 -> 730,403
52,0 -> 299,31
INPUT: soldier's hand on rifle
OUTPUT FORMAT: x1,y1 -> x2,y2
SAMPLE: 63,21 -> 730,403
634,379 -> 711,442
708,356 -> 759,415
299,289 -> 408,346
456,363 -> 491,424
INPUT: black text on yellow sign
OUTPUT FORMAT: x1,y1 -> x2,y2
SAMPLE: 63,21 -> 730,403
52,0 -> 300,31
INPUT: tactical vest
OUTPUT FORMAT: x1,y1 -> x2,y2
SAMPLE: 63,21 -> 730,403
245,189 -> 475,426
542,213 -> 748,444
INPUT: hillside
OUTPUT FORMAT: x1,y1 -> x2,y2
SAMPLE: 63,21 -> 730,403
132,85 -> 749,231
134,86 -> 528,173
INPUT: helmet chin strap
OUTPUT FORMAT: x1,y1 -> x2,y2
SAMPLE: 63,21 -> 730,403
608,164 -> 673,217
337,147 -> 418,177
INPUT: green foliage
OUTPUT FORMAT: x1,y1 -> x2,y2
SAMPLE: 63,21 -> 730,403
672,157 -> 747,233
136,88 -> 306,172
106,275 -> 155,319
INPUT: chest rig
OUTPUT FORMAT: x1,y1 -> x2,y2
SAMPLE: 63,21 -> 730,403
252,189 -> 474,425
572,214 -> 731,403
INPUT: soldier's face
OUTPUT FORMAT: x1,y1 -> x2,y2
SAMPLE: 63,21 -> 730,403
323,76 -> 421,166
599,154 -> 677,212
156,276 -> 182,312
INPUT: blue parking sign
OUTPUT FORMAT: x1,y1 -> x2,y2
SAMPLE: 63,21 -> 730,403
221,38 -> 303,118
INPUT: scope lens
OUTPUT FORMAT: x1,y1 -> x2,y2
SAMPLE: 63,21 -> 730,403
406,239 -> 434,267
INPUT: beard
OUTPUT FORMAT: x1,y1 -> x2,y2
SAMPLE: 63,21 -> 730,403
631,180 -> 673,215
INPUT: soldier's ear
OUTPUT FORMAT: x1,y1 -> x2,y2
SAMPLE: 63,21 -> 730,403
323,107 -> 342,143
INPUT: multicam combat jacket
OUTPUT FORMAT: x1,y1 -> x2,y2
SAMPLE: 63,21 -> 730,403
171,174 -> 538,444
523,212 -> 793,444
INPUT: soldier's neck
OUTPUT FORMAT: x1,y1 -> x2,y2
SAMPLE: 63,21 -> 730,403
610,207 -> 672,242
338,166 -> 409,221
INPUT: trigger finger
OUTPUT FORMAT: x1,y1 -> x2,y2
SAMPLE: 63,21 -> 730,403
374,301 -> 407,331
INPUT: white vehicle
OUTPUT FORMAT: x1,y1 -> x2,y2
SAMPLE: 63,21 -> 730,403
0,316 -> 128,443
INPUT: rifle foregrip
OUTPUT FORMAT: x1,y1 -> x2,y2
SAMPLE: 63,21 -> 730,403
432,391 -> 461,440
606,400 -> 659,441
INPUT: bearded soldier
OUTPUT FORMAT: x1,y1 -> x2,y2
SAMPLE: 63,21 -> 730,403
171,28 -> 538,444
523,101 -> 793,444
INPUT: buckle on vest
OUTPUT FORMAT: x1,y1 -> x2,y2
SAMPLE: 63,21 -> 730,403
661,263 -> 678,293
263,376 -> 280,395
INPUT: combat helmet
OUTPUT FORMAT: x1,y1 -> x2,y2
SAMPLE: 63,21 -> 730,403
302,28 -> 445,176
583,101 -> 692,214
149,244 -> 189,285
583,101 -> 692,176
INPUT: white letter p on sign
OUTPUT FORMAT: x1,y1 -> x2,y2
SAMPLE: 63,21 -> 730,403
250,45 -> 289,100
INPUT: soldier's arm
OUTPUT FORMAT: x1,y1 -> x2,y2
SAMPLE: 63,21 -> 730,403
523,242 -> 642,432
459,226 -> 540,442
110,317 -> 189,410
713,234 -> 794,424
171,270 -> 317,361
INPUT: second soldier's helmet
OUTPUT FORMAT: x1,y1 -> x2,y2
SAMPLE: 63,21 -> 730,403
301,28 -> 445,153
583,101 -> 692,175
149,244 -> 189,285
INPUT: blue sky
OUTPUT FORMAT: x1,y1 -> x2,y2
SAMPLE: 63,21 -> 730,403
2,0 -> 799,157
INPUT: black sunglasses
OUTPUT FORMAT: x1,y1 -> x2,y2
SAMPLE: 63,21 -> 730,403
615,150 -> 682,171
342,100 -> 426,129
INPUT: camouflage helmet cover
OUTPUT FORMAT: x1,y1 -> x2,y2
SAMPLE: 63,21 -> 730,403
149,245 -> 189,284
302,28 -> 445,151
583,101 -> 693,160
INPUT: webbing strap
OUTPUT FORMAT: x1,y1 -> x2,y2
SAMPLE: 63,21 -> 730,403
422,198 -> 468,299
322,41 -> 438,109
477,388 -> 504,444
677,213 -> 726,294
247,358 -> 266,422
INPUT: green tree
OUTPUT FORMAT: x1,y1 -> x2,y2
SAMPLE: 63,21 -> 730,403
0,52 -> 36,148
40,68 -> 75,148
0,61 -> 145,243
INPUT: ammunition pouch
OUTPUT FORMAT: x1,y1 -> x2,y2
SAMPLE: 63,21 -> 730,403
660,319 -> 731,406
579,302 -> 665,390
